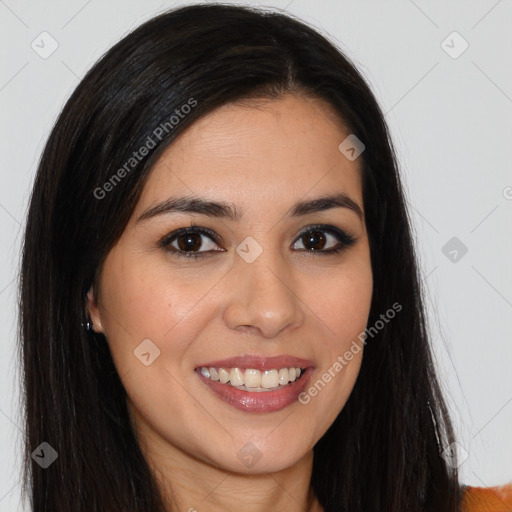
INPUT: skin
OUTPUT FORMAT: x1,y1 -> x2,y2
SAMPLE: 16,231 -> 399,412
87,93 -> 373,512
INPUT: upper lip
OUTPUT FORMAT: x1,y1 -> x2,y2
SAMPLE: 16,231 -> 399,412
195,354 -> 315,371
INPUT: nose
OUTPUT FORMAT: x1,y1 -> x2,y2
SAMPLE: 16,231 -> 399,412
223,247 -> 305,338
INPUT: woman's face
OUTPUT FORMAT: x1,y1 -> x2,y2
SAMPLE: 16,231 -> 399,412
88,93 -> 373,474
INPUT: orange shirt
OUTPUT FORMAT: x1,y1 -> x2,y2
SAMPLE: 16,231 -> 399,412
461,482 -> 512,512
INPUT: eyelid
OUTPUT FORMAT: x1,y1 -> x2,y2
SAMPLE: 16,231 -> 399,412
159,225 -> 222,247
292,223 -> 355,244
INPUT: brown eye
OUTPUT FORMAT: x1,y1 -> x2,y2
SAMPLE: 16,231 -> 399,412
176,232 -> 203,252
301,230 -> 327,251
160,226 -> 224,259
292,225 -> 356,254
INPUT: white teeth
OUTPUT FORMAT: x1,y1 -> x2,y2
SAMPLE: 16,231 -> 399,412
278,368 -> 289,385
261,369 -> 279,388
230,368 -> 244,386
198,366 -> 304,389
244,369 -> 261,388
218,367 -> 230,384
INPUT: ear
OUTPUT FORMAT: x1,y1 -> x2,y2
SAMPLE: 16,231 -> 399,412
86,285 -> 104,333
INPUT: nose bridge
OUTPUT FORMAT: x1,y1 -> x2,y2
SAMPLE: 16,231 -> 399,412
223,236 -> 304,337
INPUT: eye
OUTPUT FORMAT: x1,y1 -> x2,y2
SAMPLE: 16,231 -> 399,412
292,224 -> 356,255
159,223 -> 357,260
159,226 -> 224,259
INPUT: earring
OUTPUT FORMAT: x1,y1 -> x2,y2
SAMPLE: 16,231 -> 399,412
81,316 -> 94,332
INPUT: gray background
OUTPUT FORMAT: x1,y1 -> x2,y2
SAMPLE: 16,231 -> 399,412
1,0 -> 511,509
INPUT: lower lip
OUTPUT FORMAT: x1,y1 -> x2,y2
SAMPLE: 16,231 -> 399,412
196,367 -> 314,413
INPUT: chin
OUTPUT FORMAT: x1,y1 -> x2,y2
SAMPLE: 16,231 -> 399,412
206,437 -> 311,475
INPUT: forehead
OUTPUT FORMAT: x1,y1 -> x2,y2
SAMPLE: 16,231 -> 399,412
134,94 -> 363,217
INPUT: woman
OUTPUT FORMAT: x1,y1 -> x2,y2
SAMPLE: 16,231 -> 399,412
18,3 -> 511,511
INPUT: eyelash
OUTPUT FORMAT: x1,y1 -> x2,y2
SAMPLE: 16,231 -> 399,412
158,223 -> 357,260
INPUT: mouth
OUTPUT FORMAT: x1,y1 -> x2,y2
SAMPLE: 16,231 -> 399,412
194,355 -> 315,413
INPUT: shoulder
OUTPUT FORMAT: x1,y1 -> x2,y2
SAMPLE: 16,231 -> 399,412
461,481 -> 512,512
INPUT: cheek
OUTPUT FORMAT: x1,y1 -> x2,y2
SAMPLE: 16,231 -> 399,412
98,252 -> 222,378
97,260 -> 212,440
297,259 -> 371,431
306,352 -> 363,440
307,258 -> 373,344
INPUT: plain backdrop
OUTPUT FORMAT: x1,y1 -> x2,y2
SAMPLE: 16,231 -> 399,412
1,0 -> 511,510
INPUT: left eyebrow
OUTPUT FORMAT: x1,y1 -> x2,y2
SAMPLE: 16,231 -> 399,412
136,192 -> 364,223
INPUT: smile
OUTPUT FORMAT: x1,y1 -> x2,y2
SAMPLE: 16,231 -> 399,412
194,355 -> 315,413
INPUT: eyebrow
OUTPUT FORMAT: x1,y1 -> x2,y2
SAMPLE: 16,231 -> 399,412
136,192 -> 364,223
